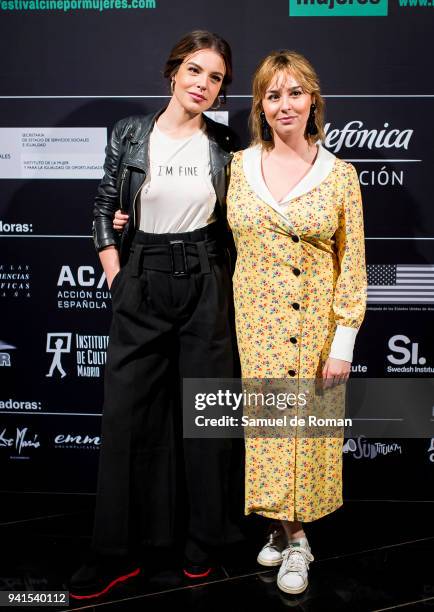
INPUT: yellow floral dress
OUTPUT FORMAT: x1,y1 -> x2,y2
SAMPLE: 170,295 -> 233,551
226,145 -> 367,522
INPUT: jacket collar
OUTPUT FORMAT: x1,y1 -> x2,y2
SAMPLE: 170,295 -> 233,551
203,114 -> 232,176
123,109 -> 162,172
124,109 -> 232,176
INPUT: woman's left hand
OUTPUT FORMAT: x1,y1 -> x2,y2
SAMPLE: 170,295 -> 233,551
322,357 -> 351,389
113,209 -> 129,232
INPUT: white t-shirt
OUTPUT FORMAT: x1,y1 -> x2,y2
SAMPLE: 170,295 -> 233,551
138,123 -> 217,233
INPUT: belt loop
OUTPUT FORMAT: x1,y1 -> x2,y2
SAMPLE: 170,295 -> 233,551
130,245 -> 144,277
197,241 -> 211,274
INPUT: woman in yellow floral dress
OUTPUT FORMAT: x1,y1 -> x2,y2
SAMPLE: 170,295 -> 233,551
226,51 -> 367,595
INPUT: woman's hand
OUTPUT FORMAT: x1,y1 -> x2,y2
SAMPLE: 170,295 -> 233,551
99,245 -> 120,290
322,357 -> 351,389
113,209 -> 129,231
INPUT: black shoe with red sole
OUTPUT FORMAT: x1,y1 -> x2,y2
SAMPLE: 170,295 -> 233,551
182,564 -> 213,579
68,556 -> 141,600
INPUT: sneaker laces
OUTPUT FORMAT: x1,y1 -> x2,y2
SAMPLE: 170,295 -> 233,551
281,545 -> 314,575
265,528 -> 283,550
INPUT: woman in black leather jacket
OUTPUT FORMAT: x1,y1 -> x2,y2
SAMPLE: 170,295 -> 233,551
69,30 -> 242,600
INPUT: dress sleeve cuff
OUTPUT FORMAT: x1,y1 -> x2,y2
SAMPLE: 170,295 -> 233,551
329,325 -> 359,362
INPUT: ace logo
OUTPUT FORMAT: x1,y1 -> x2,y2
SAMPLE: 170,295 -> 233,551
56,266 -> 110,310
57,265 -> 106,288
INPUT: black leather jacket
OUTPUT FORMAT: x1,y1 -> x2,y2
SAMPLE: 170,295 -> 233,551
93,109 -> 238,264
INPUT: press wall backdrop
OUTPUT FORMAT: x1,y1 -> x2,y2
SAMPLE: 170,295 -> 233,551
1,0 -> 433,498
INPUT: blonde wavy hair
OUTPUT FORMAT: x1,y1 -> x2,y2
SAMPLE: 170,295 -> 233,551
249,50 -> 325,150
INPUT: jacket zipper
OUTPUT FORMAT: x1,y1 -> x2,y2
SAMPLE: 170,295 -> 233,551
119,165 -> 128,212
119,129 -> 136,213
132,173 -> 146,230
119,164 -> 145,229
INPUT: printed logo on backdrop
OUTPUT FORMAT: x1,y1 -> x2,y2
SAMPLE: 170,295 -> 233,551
0,0 -> 156,13
0,340 -> 16,367
54,433 -> 101,450
288,0 -> 431,16
57,265 -> 109,310
386,334 -> 434,374
343,436 -> 402,459
0,426 -> 41,460
323,121 -> 414,187
0,264 -> 31,298
0,128 -> 106,179
428,438 -> 434,463
289,0 -> 388,17
351,363 -> 368,375
367,264 -> 434,312
45,332 -> 108,378
46,333 -> 71,378
397,0 -> 433,6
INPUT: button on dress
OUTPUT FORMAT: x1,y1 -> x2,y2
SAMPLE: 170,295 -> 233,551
227,146 -> 367,522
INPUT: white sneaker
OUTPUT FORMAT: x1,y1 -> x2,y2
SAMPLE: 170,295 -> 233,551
257,526 -> 288,567
277,537 -> 314,595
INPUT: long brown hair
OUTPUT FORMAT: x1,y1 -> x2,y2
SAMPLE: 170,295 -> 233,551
249,50 -> 325,149
163,30 -> 233,102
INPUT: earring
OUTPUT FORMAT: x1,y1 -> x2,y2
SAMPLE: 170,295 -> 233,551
211,96 -> 221,110
306,103 -> 318,136
260,111 -> 272,142
170,79 -> 175,94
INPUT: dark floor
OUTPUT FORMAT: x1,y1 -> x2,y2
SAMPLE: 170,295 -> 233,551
1,493 -> 433,611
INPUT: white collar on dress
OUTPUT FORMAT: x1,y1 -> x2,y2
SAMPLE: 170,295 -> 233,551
242,143 -> 336,209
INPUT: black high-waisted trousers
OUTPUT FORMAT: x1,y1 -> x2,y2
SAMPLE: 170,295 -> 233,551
91,221 -> 242,561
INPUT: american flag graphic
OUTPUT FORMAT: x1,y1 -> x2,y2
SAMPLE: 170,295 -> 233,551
367,264 -> 434,303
